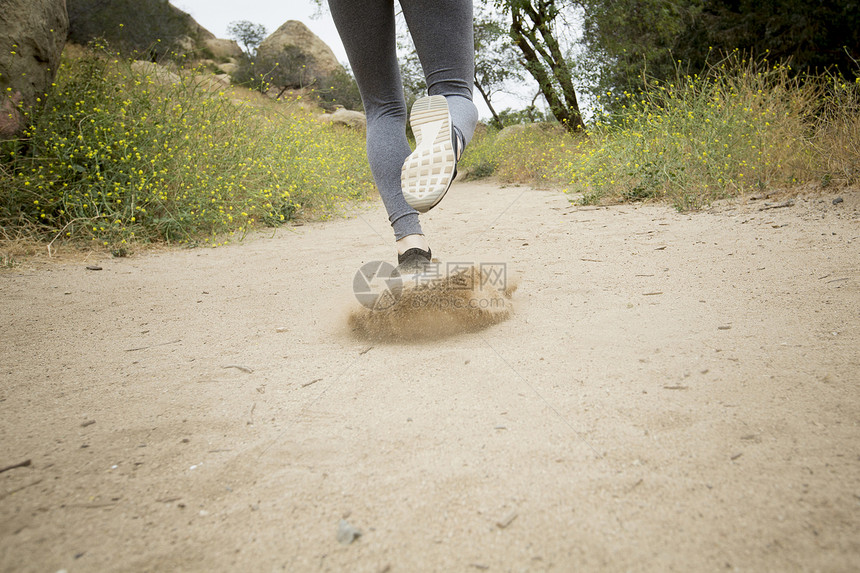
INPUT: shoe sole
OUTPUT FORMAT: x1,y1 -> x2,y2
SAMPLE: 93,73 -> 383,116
402,95 -> 456,213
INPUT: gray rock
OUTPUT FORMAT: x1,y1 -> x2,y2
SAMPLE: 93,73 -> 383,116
336,519 -> 362,544
217,62 -> 240,76
131,61 -> 182,86
258,21 -> 343,84
204,38 -> 242,61
174,34 -> 197,55
318,108 -> 367,130
0,0 -> 68,137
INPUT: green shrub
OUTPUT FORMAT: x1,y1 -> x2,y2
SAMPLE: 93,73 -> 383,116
459,123 -> 574,187
233,51 -> 363,112
462,53 -> 859,210
0,45 -> 374,250
314,68 -> 363,113
566,55 -> 817,209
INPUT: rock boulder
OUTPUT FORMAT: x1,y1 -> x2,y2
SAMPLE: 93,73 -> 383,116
257,21 -> 343,84
0,0 -> 69,137
318,108 -> 367,130
203,38 -> 243,60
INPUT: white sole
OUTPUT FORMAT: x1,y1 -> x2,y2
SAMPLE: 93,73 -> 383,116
401,95 -> 456,213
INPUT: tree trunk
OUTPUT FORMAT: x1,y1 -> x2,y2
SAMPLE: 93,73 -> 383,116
509,0 -> 586,133
474,73 -> 504,129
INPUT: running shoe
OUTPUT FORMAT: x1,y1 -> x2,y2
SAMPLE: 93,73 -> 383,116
401,95 -> 459,213
396,247 -> 433,275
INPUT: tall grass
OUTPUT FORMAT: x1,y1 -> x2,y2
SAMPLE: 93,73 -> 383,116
461,54 -> 860,209
0,44 -> 374,252
460,123 -> 573,186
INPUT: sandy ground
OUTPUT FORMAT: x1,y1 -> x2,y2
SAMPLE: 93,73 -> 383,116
1,181 -> 859,572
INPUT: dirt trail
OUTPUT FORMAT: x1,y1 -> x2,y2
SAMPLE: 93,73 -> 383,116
1,182 -> 859,572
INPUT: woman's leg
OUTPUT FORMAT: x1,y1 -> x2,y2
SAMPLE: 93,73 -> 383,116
327,0 -> 478,244
400,0 -> 479,149
327,0 -> 422,242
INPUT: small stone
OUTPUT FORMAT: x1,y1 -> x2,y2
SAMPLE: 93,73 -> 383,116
337,519 -> 362,545
86,265 -> 103,271
832,197 -> 844,205
497,510 -> 518,529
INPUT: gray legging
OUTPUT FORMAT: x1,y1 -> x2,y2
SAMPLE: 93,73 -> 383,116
327,0 -> 479,240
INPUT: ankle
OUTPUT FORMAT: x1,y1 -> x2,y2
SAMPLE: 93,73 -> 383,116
396,234 -> 430,255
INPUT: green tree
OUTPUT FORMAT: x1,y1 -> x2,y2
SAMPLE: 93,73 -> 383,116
680,0 -> 860,78
494,0 -> 586,132
581,0 -> 701,98
227,21 -> 267,57
474,12 -> 524,129
315,67 -> 363,112
234,46 -> 312,97
581,0 -> 860,100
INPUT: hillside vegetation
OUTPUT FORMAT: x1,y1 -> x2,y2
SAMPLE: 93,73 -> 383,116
2,44 -> 857,260
0,44 -> 373,255
461,55 -> 859,210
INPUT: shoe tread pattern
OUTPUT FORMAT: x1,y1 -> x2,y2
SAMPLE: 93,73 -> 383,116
402,95 -> 456,213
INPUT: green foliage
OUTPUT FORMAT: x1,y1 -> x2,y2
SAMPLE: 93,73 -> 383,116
500,0 -> 586,131
232,46 -> 311,96
582,0 -> 860,100
227,21 -> 267,57
474,10 -> 524,128
496,106 -> 553,125
0,46 -> 374,249
459,123 -> 572,184
314,68 -> 363,112
232,50 -> 362,111
231,54 -> 265,93
263,46 -> 312,93
681,0 -> 860,80
67,0 -> 197,59
581,0 -> 701,101
460,55 -> 859,210
571,57 -> 813,209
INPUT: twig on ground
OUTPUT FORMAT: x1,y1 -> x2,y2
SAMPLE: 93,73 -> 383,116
758,200 -> 794,211
0,478 -> 43,501
125,339 -> 181,352
0,459 -> 32,474
222,365 -> 253,373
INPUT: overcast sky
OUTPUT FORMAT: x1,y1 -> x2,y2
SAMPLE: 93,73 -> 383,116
171,0 -> 531,118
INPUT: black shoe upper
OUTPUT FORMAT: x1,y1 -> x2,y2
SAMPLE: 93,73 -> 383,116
397,247 -> 432,273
